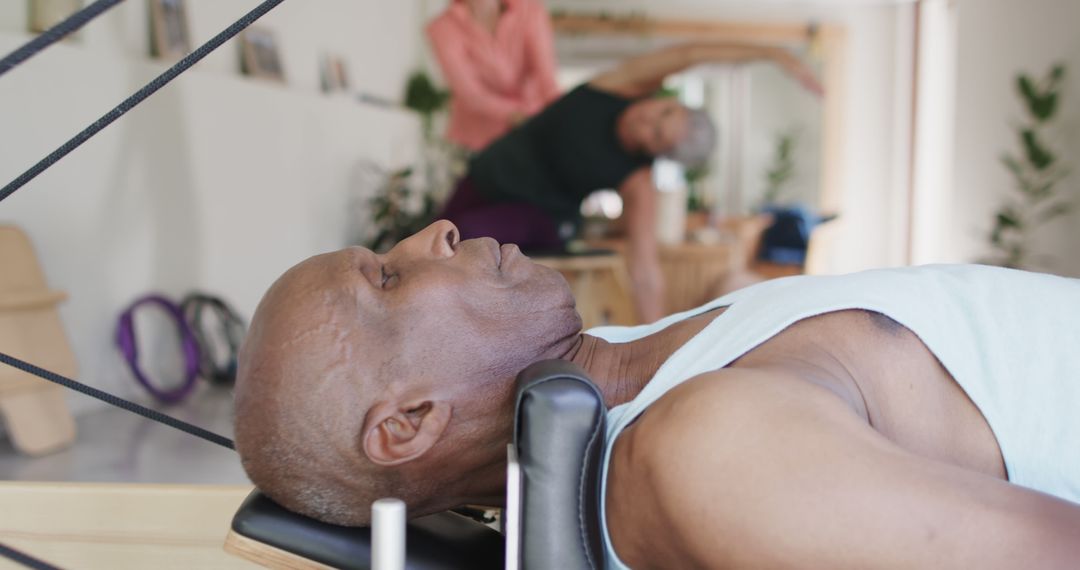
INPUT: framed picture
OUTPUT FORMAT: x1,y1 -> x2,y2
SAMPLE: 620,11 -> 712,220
28,0 -> 82,34
149,0 -> 192,59
319,54 -> 349,93
240,28 -> 286,83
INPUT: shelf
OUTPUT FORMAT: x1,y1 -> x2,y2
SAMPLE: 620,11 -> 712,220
0,30 -> 409,112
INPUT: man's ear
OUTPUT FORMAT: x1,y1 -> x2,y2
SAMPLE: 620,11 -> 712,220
362,399 -> 452,467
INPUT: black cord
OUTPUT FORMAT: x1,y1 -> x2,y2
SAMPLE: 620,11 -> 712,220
0,0 -> 126,79
0,0 -> 287,205
0,542 -> 63,570
0,351 -> 234,451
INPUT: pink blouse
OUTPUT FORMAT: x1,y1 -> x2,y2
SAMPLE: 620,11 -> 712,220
426,0 -> 561,150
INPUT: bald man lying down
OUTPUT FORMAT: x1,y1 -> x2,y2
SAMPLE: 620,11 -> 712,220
233,221 -> 1080,569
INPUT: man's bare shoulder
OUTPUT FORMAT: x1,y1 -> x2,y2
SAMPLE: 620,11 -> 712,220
622,367 -> 860,457
606,368 -> 1080,569
607,368 -> 862,568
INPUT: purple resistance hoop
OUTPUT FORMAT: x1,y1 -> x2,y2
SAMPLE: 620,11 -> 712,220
115,294 -> 201,404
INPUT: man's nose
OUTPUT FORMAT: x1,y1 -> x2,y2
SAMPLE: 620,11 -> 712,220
419,219 -> 459,258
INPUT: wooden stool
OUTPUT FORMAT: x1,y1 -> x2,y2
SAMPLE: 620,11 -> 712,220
533,253 -> 637,329
0,226 -> 77,456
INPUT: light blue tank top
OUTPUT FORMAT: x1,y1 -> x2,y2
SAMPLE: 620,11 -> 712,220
587,265 -> 1080,569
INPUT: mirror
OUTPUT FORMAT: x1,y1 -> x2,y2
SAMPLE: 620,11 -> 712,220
552,12 -> 845,249
544,12 -> 848,315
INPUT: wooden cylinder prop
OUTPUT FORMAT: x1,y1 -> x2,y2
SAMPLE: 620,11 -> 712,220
0,225 -> 78,456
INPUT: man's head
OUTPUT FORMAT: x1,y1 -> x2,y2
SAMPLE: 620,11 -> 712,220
234,221 -> 581,525
616,97 -> 717,169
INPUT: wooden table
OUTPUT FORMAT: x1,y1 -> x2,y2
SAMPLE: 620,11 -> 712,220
533,253 -> 638,329
655,241 -> 740,314
583,240 -> 741,317
0,482 -> 258,569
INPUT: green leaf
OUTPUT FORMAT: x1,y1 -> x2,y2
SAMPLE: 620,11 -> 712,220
404,70 -> 450,116
1027,181 -> 1055,200
1033,92 -> 1058,121
1050,63 -> 1066,84
1021,129 -> 1055,170
1018,72 -> 1059,121
1000,153 -> 1025,181
990,226 -> 1004,246
1018,74 -> 1038,106
1037,201 -> 1072,222
996,209 -> 1022,229
654,85 -> 680,99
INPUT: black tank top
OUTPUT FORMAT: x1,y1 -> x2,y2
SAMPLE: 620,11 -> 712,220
468,84 -> 652,227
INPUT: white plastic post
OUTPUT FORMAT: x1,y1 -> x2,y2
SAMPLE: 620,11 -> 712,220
371,498 -> 406,570
505,444 -> 522,570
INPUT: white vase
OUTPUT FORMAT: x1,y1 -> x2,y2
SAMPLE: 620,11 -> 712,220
653,159 -> 688,245
656,187 -> 688,246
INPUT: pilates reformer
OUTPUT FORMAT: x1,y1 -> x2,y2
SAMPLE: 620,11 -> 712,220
0,2 -> 608,568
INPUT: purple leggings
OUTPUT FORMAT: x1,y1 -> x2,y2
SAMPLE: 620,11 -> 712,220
439,177 -> 564,251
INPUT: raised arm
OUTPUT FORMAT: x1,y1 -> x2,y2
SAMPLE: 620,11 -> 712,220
607,370 -> 1080,569
618,167 -> 665,323
591,42 -> 823,99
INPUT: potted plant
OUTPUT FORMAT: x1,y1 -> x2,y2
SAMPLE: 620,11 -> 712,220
351,71 -> 455,252
984,64 -> 1071,269
366,166 -> 439,253
762,129 -> 798,206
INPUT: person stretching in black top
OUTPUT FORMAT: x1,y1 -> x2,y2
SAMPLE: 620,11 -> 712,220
441,42 -> 822,322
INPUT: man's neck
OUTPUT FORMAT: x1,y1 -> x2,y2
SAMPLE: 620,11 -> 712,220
436,309 -> 721,509
564,308 -> 723,407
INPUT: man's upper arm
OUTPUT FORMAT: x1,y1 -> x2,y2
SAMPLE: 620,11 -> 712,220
618,169 -> 656,247
623,370 -> 1080,569
616,168 -> 666,322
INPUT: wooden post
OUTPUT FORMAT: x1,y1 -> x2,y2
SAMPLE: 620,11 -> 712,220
0,225 -> 77,456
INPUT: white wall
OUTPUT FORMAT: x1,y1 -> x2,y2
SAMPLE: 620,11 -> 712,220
737,62 -> 824,212
548,1 -> 912,274
950,0 -> 1080,276
0,1 -> 422,414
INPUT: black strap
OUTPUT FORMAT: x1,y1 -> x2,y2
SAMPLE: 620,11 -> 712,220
180,293 -> 246,386
0,542 -> 63,570
0,351 -> 234,451
0,0 -> 287,205
0,0 -> 126,79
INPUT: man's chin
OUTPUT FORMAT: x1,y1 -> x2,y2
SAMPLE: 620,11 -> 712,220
531,261 -> 573,293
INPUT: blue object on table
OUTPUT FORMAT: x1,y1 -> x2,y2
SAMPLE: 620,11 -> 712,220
758,204 -> 835,265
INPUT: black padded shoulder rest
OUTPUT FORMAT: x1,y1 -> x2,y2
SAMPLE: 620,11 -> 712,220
230,491 -> 502,569
514,360 -> 608,570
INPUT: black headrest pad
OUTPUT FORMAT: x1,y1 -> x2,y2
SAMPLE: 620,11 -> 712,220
230,491 -> 503,569
514,359 -> 607,570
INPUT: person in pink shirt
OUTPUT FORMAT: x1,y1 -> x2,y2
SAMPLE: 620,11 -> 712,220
426,0 -> 561,151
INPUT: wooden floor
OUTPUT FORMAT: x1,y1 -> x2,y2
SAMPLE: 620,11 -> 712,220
0,481 -> 259,569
